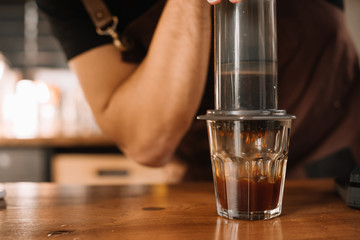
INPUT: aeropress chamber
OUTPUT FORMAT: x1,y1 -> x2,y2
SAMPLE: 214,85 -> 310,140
198,0 -> 295,220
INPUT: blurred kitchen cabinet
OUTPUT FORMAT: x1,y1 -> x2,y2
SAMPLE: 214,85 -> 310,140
0,136 -> 117,183
52,154 -> 174,185
0,147 -> 47,182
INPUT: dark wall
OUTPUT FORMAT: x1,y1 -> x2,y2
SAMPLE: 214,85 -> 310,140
0,0 -> 67,71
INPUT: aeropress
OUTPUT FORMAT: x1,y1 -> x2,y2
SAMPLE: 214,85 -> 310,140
198,0 -> 295,220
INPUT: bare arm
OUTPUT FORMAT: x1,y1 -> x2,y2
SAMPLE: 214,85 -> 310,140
69,0 -> 212,167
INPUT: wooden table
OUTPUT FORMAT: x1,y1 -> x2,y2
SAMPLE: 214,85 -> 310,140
0,179 -> 359,239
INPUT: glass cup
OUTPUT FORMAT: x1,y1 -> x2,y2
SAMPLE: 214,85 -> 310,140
206,118 -> 292,220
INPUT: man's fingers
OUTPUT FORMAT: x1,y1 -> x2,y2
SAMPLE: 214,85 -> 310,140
207,0 -> 242,5
207,0 -> 222,5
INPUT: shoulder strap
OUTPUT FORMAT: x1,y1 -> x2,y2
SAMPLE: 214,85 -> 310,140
81,0 -> 165,63
81,0 -> 129,51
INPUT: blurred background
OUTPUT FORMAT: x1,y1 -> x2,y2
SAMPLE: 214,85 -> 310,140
0,0 -> 359,184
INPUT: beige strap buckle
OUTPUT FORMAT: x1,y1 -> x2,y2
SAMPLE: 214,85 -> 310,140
81,0 -> 129,51
95,16 -> 127,51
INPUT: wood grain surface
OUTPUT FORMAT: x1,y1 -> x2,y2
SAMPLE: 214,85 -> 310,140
0,179 -> 359,240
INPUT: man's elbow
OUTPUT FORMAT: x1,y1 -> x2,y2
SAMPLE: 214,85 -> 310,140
116,139 -> 177,168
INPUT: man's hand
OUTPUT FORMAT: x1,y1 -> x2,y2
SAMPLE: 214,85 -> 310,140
207,0 -> 242,5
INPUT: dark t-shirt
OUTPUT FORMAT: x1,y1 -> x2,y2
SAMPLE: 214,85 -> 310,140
36,0 -> 360,179
36,0 -> 158,60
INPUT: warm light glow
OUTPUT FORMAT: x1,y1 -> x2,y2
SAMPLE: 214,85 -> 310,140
12,80 -> 39,138
35,81 -> 50,103
1,68 -> 101,138
0,61 -> 5,79
1,79 -> 64,138
40,104 -> 55,119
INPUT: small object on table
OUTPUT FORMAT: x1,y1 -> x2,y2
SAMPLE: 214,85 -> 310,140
335,166 -> 360,209
0,183 -> 6,199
